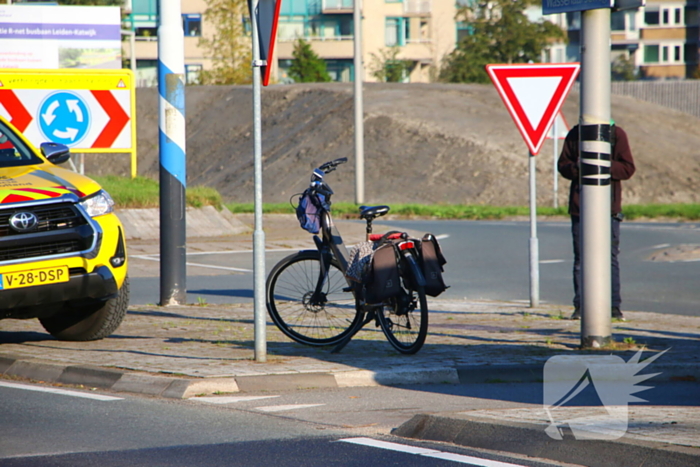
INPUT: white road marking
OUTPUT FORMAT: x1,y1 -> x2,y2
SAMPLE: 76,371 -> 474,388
255,403 -> 325,412
539,259 -> 565,264
192,395 -> 279,404
130,255 -> 253,273
338,437 -> 530,467
435,234 -> 450,240
651,243 -> 671,249
0,382 -> 123,401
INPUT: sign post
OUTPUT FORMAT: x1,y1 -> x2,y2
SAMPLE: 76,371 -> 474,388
486,63 -> 580,307
248,0 -> 281,362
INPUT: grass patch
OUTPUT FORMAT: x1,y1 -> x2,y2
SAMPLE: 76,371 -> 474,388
94,176 -> 223,209
224,201 -> 700,221
94,176 -> 700,221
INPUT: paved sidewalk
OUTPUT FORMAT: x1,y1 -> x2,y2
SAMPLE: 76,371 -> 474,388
0,298 -> 698,464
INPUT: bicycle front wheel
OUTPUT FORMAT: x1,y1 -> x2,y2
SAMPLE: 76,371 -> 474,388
266,250 -> 361,346
377,284 -> 428,354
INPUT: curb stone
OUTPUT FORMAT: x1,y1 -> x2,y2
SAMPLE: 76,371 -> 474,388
392,413 -> 700,467
1,354 -> 698,399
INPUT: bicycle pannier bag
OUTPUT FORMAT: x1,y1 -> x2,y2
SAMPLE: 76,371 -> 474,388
421,233 -> 447,297
367,243 -> 401,302
296,190 -> 323,234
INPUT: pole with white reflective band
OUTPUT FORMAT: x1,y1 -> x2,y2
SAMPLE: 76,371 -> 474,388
158,0 -> 187,306
580,7 -> 612,348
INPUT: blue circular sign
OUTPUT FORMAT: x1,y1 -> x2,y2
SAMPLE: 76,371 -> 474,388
38,91 -> 91,146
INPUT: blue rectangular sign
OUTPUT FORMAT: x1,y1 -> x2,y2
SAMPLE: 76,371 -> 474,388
543,0 -> 613,15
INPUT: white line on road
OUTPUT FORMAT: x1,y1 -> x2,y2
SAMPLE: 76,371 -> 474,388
191,395 -> 279,404
338,437 -> 530,467
255,404 -> 325,412
539,259 -> 565,264
130,255 -> 253,273
0,382 -> 123,401
436,234 -> 450,240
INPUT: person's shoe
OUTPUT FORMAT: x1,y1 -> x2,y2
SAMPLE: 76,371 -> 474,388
570,307 -> 581,320
612,306 -> 626,321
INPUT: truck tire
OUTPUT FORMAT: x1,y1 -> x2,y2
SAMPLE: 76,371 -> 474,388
39,276 -> 130,341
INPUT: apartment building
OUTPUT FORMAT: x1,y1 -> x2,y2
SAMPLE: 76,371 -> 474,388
123,0 -> 457,85
122,0 -> 210,86
269,0 -> 457,83
559,1 -> 699,79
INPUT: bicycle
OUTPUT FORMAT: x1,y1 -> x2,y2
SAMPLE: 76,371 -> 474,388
265,157 -> 429,354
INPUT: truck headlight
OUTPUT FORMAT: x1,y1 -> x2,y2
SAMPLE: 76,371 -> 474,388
80,190 -> 115,217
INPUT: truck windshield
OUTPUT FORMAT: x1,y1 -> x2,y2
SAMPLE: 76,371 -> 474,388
0,121 -> 44,168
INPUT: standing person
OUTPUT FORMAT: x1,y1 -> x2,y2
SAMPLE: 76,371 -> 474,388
558,121 -> 636,321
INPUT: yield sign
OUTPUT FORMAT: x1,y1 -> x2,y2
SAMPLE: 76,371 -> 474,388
486,63 -> 580,155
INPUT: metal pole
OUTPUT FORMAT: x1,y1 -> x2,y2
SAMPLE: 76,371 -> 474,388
251,0 -> 267,362
553,117 -> 559,209
580,8 -> 612,348
353,0 -> 364,204
158,0 -> 187,305
529,152 -> 539,307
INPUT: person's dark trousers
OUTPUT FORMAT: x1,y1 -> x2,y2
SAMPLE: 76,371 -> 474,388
571,215 -> 622,309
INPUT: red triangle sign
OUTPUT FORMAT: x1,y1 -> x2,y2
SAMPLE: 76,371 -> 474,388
486,63 -> 580,155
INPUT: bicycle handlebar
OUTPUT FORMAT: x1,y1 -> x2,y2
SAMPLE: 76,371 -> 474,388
318,157 -> 347,174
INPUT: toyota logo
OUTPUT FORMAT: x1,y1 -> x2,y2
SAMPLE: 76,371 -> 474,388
9,212 -> 38,232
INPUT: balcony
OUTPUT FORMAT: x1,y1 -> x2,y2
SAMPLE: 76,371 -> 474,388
323,0 -> 353,14
404,0 -> 431,15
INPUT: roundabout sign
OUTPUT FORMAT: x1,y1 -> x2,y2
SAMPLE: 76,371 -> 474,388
38,91 -> 91,146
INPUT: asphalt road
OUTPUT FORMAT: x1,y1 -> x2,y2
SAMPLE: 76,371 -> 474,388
0,382 -> 578,467
130,220 -> 700,316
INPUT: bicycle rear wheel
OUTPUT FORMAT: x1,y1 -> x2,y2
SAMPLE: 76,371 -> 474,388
266,250 -> 361,346
377,284 -> 428,354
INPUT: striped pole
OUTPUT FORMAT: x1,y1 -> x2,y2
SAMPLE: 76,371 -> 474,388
580,8 -> 612,348
158,0 -> 187,305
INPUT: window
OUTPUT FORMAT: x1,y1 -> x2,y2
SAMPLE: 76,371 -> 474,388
647,6 -> 685,27
185,64 -> 202,85
386,18 -> 399,46
644,45 -> 659,63
611,11 -> 625,31
645,10 -> 659,26
385,17 -> 407,46
182,14 -> 202,37
685,43 -> 697,63
644,44 -> 686,64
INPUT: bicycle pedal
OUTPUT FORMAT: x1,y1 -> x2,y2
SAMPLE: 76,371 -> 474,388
342,286 -> 354,293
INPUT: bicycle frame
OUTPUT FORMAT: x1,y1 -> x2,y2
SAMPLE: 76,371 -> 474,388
307,210 -> 353,308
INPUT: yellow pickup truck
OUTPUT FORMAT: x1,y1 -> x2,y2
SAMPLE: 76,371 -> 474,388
0,115 -> 128,341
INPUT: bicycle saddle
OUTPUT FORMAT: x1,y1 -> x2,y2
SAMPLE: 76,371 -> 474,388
359,205 -> 390,220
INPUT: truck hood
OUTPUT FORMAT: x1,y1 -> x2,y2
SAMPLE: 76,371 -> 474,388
0,164 -> 101,205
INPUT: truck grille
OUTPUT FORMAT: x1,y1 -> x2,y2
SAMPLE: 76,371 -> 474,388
0,240 -> 82,262
0,203 -> 95,263
0,204 -> 87,237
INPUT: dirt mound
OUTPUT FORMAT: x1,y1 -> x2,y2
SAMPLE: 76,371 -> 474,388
86,83 -> 700,207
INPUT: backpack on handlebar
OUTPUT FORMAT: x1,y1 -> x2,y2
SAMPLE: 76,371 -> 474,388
295,189 -> 328,234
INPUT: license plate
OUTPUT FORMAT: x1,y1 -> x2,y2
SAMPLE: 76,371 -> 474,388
0,266 -> 69,290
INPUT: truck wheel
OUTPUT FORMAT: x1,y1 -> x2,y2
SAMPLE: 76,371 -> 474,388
40,276 -> 130,341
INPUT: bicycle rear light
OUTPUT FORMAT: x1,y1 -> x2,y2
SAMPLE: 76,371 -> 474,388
398,241 -> 415,250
